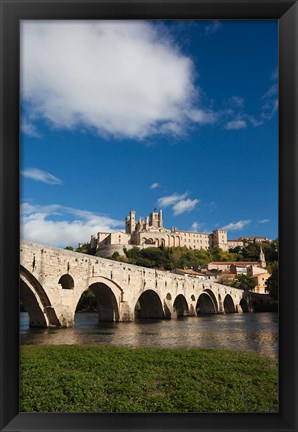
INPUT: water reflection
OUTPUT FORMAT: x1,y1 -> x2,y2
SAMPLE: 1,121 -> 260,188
20,312 -> 278,359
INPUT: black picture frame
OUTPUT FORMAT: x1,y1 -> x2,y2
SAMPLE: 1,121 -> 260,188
0,1 -> 297,431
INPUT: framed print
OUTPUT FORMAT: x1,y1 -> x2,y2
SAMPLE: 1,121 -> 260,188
0,0 -> 297,431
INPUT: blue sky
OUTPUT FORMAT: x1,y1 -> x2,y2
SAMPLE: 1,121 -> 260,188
20,20 -> 278,248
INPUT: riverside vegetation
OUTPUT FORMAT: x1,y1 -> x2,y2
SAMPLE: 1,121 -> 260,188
20,345 -> 278,413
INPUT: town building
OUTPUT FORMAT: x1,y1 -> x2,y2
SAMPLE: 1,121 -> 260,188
251,273 -> 271,294
236,236 -> 271,246
171,268 -> 218,282
208,248 -> 269,294
208,261 -> 260,273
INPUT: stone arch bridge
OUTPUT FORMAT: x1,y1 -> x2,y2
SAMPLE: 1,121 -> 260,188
20,240 -> 250,328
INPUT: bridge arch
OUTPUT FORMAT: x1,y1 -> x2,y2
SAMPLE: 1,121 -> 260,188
134,289 -> 164,319
240,298 -> 249,313
203,289 -> 219,312
173,294 -> 189,317
223,294 -> 236,313
59,274 -> 74,289
20,266 -> 60,327
196,291 -> 217,314
76,277 -> 122,322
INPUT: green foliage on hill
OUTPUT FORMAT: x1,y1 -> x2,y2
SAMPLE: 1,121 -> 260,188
121,246 -> 221,271
265,263 -> 278,300
231,274 -> 257,291
65,243 -> 96,255
229,240 -> 278,269
108,240 -> 279,272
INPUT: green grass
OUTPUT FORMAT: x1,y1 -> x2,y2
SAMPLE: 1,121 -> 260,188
20,345 -> 278,413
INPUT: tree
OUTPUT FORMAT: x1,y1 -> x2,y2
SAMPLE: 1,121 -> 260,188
228,246 -> 244,261
217,275 -> 234,287
265,264 -> 278,300
111,251 -> 120,260
138,247 -> 172,269
76,289 -> 97,312
75,243 -> 95,255
210,246 -> 237,262
231,274 -> 257,291
262,240 -> 278,266
241,243 -> 259,261
65,246 -> 74,251
123,247 -> 140,264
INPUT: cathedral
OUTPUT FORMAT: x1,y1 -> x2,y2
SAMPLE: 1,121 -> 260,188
90,209 -> 241,257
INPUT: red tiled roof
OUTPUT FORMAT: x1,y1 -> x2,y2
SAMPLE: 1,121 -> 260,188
176,268 -> 204,276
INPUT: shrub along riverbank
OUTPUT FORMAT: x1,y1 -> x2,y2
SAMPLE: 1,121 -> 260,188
20,345 -> 278,413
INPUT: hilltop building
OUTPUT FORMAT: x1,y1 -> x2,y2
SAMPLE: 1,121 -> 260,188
228,236 -> 271,248
90,209 -> 270,258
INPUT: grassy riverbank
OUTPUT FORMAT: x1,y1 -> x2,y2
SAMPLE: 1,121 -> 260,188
20,345 -> 278,413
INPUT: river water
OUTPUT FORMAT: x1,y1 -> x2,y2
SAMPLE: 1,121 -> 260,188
20,312 -> 278,359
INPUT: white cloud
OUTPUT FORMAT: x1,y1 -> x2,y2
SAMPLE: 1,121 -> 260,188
246,116 -> 263,127
205,201 -> 217,212
21,121 -> 41,138
21,168 -> 63,185
261,99 -> 278,121
257,74 -> 278,123
173,199 -> 199,215
271,67 -> 278,81
204,21 -> 222,35
20,202 -> 123,247
186,108 -> 217,124
228,96 -> 244,108
222,220 -> 251,231
190,221 -> 204,231
224,119 -> 247,130
157,192 -> 188,208
21,21 -> 214,140
150,182 -> 160,190
222,79 -> 278,130
258,219 -> 270,224
262,84 -> 278,99
157,192 -> 199,216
